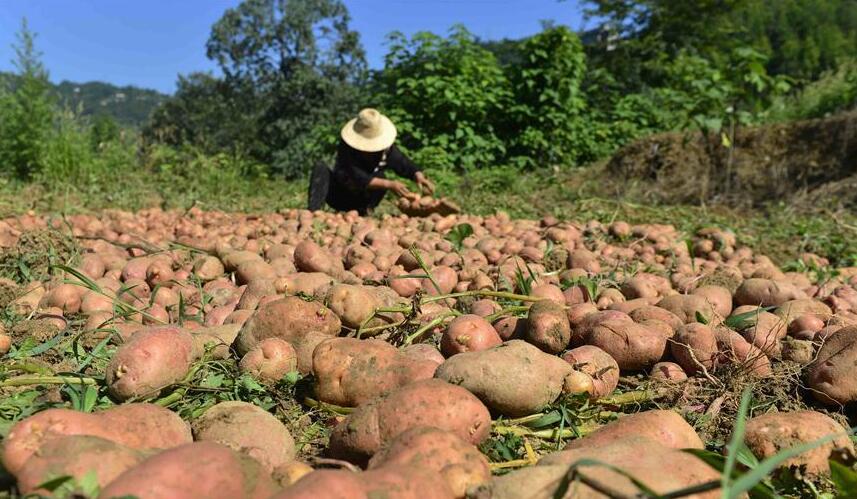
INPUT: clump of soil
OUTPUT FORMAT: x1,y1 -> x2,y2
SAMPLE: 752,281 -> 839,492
0,228 -> 79,284
606,110 -> 857,209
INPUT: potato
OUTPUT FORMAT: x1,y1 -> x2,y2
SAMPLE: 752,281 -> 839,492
529,283 -> 565,303
106,325 -> 196,400
272,464 -> 454,499
193,255 -> 226,281
2,403 -> 191,475
99,441 -> 278,499
422,266 -> 458,296
470,299 -> 500,317
563,410 -> 703,451
272,461 -> 314,488
0,331 -> 10,354
235,260 -> 277,284
524,300 -> 571,354
492,316 -> 523,340
368,427 -> 490,498
294,240 -> 345,276
39,283 -> 83,314
650,361 -> 688,381
235,296 -> 341,373
277,272 -> 336,296
561,345 -> 619,398
313,338 -> 437,407
434,340 -> 573,417
583,319 -> 666,371
807,325 -> 857,405
735,278 -> 806,307
239,337 -> 298,383
670,323 -> 718,375
328,379 -> 491,463
714,328 -> 772,376
776,298 -> 832,322
400,343 -> 445,366
656,294 -> 719,325
691,285 -> 733,317
14,436 -> 148,495
744,411 -> 854,475
325,284 -> 381,329
477,437 -> 719,499
736,309 -> 786,355
192,401 -> 296,472
441,315 -> 502,357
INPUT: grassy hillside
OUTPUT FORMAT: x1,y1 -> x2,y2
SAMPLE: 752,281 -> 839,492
0,71 -> 167,127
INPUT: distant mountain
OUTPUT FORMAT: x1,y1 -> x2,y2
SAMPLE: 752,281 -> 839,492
1,72 -> 168,128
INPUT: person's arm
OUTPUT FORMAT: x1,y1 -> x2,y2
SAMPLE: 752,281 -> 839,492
367,177 -> 415,198
387,146 -> 435,194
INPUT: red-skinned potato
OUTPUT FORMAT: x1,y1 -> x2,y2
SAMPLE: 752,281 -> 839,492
524,300 -> 571,354
807,325 -> 857,405
583,319 -> 666,371
651,361 -> 688,382
563,409 -> 704,451
367,426 -> 490,498
312,337 -> 438,407
691,285 -> 733,317
325,284 -> 381,329
440,314 -> 502,357
735,278 -> 806,307
14,436 -> 148,495
671,323 -> 718,375
434,340 -> 574,417
239,337 -> 298,383
743,411 -> 854,476
328,379 -> 491,463
2,403 -> 191,476
98,441 -> 278,499
271,464 -> 454,499
234,296 -> 341,373
192,401 -> 296,472
561,345 -> 620,398
106,326 -> 196,401
294,240 -> 344,276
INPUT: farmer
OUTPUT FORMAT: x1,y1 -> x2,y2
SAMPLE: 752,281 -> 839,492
307,108 -> 434,215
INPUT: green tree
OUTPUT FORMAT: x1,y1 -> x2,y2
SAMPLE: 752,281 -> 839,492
506,25 -> 589,166
0,19 -> 55,179
147,0 -> 367,178
375,25 -> 511,170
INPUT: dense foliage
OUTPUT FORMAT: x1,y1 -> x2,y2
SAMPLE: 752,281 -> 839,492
2,0 -> 857,187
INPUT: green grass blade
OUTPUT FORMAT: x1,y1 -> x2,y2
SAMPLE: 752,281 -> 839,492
723,389 -> 753,493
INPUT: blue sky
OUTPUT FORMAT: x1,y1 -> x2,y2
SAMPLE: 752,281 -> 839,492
0,0 -> 589,94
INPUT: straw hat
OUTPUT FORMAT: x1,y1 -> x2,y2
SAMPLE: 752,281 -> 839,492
341,108 -> 397,152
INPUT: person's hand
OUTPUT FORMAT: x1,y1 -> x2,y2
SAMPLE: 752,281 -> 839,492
387,180 -> 416,199
415,171 -> 435,195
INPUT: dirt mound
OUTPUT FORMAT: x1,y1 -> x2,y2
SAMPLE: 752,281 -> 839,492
606,111 -> 857,208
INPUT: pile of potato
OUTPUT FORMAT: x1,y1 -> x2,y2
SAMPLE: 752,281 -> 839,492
1,206 -> 857,498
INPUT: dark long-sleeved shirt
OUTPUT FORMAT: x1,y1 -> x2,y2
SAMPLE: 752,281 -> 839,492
327,140 -> 421,213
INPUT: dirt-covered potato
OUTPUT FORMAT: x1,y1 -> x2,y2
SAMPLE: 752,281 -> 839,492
434,340 -> 574,416
325,284 -> 381,329
714,328 -> 772,376
524,300 -> 571,354
328,379 -> 491,463
98,441 -> 278,499
807,325 -> 857,405
14,436 -> 148,495
670,323 -> 718,375
272,464 -> 454,499
106,325 -> 196,401
192,401 -> 296,472
234,296 -> 342,373
2,403 -> 191,476
441,314 -> 502,357
583,319 -> 667,371
744,411 -> 854,476
312,337 -> 437,407
734,278 -> 806,307
563,410 -> 704,451
294,240 -> 344,276
239,337 -> 298,383
656,294 -> 720,325
368,426 -> 491,498
477,437 -> 719,499
561,345 -> 620,398
650,361 -> 688,381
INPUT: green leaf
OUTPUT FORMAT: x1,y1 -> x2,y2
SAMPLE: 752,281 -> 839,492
35,475 -> 74,492
830,461 -> 857,498
444,223 -> 473,252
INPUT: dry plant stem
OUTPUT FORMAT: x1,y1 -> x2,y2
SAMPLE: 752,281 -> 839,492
423,290 -> 545,304
493,423 -> 599,439
1,375 -> 98,387
489,459 -> 534,471
303,396 -> 354,415
598,389 -> 662,406
311,458 -> 361,473
484,305 -> 531,322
